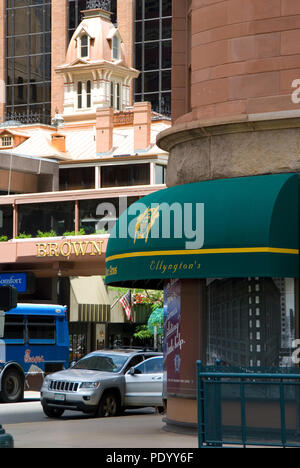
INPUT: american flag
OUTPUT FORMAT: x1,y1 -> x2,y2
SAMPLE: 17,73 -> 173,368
120,291 -> 133,322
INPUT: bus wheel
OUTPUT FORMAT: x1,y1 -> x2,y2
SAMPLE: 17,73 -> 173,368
1,369 -> 24,403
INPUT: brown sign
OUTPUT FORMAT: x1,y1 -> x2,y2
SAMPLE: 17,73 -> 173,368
36,240 -> 104,258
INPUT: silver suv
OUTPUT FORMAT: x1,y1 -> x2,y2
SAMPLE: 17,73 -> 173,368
40,349 -> 162,418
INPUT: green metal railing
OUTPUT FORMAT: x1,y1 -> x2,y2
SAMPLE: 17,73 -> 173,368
197,361 -> 300,448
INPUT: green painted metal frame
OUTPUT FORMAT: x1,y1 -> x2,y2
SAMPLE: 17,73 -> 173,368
197,361 -> 300,448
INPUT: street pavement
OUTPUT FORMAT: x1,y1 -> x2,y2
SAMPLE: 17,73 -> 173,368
0,392 -> 198,449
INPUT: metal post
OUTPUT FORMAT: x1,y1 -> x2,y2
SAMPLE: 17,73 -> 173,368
197,361 -> 204,448
279,379 -> 287,448
214,359 -> 223,447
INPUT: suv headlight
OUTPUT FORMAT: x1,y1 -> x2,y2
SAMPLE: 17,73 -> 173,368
80,382 -> 100,389
43,376 -> 51,386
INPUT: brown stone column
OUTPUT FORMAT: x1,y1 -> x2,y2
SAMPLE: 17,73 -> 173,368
51,0 -> 68,117
117,0 -> 134,104
172,0 -> 190,123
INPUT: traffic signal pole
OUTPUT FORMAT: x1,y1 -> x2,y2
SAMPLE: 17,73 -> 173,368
0,287 -> 17,449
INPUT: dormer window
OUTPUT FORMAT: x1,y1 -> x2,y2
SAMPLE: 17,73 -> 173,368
1,136 -> 13,147
81,34 -> 89,58
112,34 -> 121,60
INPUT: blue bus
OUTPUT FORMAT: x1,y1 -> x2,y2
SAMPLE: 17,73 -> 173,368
0,303 -> 69,403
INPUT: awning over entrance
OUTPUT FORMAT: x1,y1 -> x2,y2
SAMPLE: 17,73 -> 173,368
105,174 -> 299,288
70,276 -> 111,322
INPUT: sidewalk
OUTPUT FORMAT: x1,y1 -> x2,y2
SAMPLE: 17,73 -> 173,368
13,392 -> 198,449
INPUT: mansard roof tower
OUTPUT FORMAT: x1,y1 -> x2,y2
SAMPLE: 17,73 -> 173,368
55,0 -> 139,123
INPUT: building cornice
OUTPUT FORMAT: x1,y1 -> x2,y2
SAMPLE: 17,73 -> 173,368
157,111 -> 300,152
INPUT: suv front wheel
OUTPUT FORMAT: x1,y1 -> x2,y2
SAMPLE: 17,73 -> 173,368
97,392 -> 120,417
42,403 -> 65,418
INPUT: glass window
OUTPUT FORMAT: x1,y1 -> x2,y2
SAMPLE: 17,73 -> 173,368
134,0 -> 172,116
5,1 -> 52,125
3,315 -> 24,341
69,322 -> 88,362
59,167 -> 95,191
116,83 -> 120,110
206,278 -> 296,367
110,82 -> 122,110
144,42 -> 159,70
145,0 -> 159,19
145,20 -> 159,41
1,136 -> 13,147
134,357 -> 163,374
144,72 -> 159,93
18,201 -> 75,237
27,317 -> 56,342
81,34 -> 89,57
110,81 -> 114,108
87,80 -> 92,108
101,164 -> 150,188
79,196 -> 139,235
77,81 -> 82,109
124,355 -> 144,373
73,353 -> 129,373
0,205 -> 13,239
155,164 -> 166,184
112,35 -> 120,60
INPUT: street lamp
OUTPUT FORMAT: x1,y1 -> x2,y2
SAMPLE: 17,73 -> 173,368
0,286 -> 17,449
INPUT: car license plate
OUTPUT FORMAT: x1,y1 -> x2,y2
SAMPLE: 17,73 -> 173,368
54,393 -> 66,401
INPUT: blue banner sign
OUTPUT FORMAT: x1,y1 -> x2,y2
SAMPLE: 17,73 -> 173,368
0,273 -> 28,293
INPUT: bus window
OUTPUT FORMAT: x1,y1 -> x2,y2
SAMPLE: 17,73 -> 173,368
3,315 -> 25,343
27,317 -> 56,343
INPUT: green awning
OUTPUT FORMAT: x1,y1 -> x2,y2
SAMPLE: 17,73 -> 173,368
105,173 -> 299,288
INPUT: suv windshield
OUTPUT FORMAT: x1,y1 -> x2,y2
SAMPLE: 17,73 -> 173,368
72,354 -> 128,373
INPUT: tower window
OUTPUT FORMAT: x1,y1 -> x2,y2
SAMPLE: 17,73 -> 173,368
112,35 -> 120,60
110,82 -> 122,110
77,80 -> 92,110
81,34 -> 89,58
77,81 -> 83,109
87,80 -> 91,108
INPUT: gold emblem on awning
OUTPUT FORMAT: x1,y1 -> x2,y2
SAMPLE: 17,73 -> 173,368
134,206 -> 160,244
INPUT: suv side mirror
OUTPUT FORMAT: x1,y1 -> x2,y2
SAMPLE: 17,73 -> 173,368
129,367 -> 142,375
